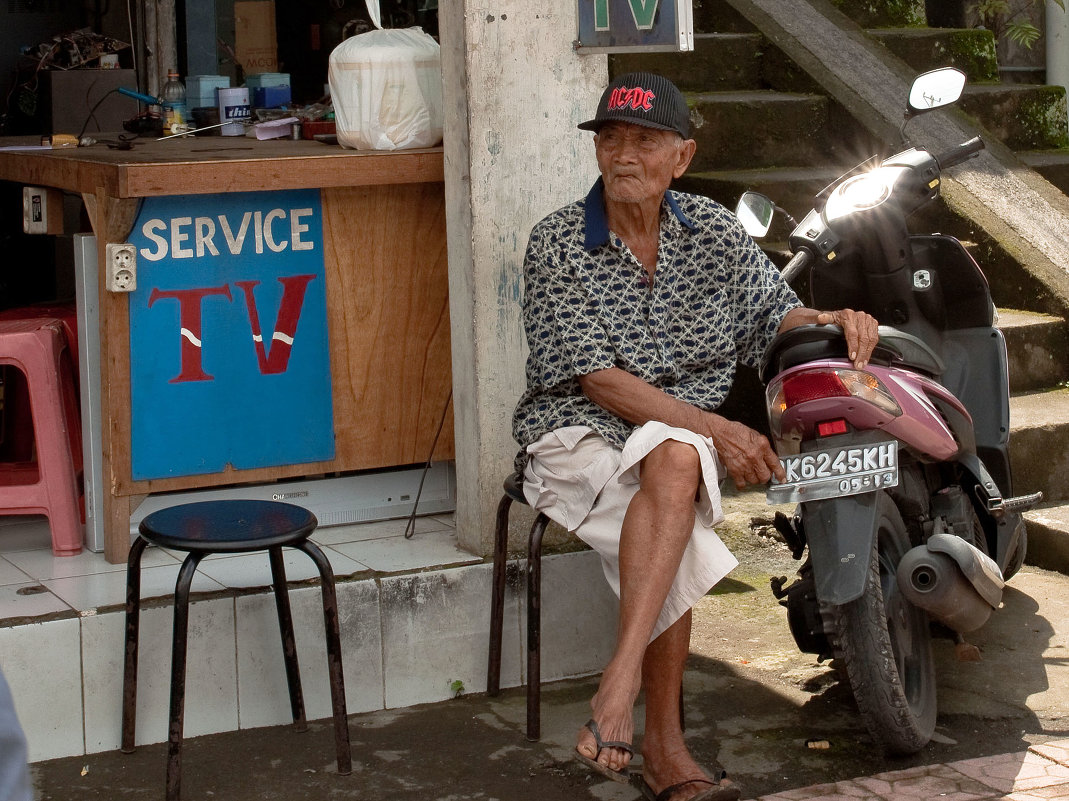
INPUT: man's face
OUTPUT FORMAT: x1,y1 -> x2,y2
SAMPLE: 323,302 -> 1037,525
594,121 -> 696,205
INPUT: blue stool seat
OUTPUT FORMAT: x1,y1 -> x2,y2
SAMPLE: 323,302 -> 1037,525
120,500 -> 351,801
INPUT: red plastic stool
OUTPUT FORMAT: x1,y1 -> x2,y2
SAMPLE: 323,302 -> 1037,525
0,303 -> 78,464
0,318 -> 83,555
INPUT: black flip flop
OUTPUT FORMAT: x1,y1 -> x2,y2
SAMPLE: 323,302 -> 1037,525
574,718 -> 633,783
637,771 -> 741,801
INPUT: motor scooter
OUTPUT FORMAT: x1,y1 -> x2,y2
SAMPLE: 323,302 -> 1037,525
736,67 -> 1043,754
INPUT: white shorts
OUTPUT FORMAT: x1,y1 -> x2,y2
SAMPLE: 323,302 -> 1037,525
522,421 -> 738,641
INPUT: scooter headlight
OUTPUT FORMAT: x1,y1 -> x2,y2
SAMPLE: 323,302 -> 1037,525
824,167 -> 909,221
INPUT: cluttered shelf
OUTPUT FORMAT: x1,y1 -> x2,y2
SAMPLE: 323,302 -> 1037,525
0,136 -> 445,198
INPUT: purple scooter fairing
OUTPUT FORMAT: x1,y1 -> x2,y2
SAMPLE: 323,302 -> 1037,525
768,357 -> 968,463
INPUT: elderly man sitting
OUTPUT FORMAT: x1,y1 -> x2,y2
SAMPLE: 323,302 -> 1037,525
511,72 -> 878,801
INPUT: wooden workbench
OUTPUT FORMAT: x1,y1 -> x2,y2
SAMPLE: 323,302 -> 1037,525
0,135 -> 453,562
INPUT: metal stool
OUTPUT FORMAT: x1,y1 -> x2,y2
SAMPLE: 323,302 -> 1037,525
486,472 -> 550,740
121,500 -> 351,801
486,473 -> 687,741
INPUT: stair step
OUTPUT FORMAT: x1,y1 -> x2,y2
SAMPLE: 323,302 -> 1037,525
998,309 -> 1069,393
1019,149 -> 1069,196
867,28 -> 999,83
834,1 -> 926,28
1023,502 -> 1069,573
675,164 -> 842,215
610,33 -> 766,92
686,91 -> 839,171
692,0 -> 757,33
1009,388 -> 1069,502
959,84 -> 1069,151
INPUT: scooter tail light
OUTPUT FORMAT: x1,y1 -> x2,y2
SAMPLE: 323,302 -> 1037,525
836,369 -> 903,415
817,419 -> 849,437
781,369 -> 851,406
768,367 -> 903,422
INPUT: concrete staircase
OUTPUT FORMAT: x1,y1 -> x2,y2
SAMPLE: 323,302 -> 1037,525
609,1 -> 1069,569
1001,309 -> 1069,571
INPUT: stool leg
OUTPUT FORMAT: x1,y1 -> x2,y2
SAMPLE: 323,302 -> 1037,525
294,540 -> 351,776
268,546 -> 307,732
487,494 -> 513,696
526,513 -> 549,742
167,551 -> 205,801
120,537 -> 149,753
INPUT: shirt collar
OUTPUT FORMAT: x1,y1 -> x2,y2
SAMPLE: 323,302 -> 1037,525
583,177 -> 697,251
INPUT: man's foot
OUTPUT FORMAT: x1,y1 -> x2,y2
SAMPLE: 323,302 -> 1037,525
640,733 -> 739,801
636,773 -> 740,801
574,719 -> 633,783
576,663 -> 641,777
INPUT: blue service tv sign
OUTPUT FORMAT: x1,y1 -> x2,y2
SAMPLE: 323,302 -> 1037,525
127,189 -> 335,480
577,0 -> 694,52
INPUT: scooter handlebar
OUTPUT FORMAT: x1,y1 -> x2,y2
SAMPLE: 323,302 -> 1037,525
781,249 -> 814,286
934,136 -> 985,170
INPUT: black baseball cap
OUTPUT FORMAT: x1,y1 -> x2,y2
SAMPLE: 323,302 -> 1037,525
578,72 -> 691,138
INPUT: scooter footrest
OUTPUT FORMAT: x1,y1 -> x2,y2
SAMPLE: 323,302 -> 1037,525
1002,491 -> 1044,513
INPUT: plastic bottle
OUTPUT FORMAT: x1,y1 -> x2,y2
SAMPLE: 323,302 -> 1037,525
161,69 -> 189,135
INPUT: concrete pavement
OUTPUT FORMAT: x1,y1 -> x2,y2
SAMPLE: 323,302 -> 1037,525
28,554 -> 1069,800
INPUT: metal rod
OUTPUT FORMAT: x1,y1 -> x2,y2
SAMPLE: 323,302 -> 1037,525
156,119 -> 251,140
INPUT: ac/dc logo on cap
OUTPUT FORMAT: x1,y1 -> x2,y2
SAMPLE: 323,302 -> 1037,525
608,85 -> 656,112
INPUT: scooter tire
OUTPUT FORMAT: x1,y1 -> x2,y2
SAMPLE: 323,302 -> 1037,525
824,491 -> 937,755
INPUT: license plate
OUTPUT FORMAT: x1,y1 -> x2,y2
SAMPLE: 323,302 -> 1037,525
766,440 -> 898,504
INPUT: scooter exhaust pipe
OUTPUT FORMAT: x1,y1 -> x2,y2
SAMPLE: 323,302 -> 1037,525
896,534 -> 1004,633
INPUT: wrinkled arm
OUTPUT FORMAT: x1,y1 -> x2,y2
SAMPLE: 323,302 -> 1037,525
779,307 -> 879,369
578,367 -> 785,489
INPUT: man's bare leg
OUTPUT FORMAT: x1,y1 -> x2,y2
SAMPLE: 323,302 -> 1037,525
576,441 -> 700,774
641,610 -> 735,799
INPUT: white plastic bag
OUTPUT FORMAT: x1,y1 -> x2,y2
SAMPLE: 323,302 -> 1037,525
328,27 -> 443,151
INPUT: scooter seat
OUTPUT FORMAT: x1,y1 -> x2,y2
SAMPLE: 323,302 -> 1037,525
877,327 -> 946,376
760,324 -> 945,383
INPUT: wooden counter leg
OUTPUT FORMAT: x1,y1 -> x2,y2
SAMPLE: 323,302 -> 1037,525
105,494 -> 133,564
83,190 -> 140,564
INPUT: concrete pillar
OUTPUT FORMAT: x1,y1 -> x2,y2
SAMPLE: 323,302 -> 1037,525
1049,2 -> 1069,101
439,2 -> 606,554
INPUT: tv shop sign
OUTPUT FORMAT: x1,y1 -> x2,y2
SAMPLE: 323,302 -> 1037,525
126,189 -> 334,480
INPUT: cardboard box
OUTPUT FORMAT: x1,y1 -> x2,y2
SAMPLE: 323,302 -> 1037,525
246,72 -> 289,89
187,75 -> 230,101
252,85 -> 291,108
235,1 -> 278,75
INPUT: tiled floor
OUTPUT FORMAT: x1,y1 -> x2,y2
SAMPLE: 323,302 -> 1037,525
0,510 -> 477,623
748,738 -> 1069,801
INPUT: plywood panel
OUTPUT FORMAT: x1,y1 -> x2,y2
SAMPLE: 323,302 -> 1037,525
322,183 -> 454,468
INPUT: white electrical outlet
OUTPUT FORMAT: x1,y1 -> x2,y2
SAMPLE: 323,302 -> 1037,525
105,243 -> 137,292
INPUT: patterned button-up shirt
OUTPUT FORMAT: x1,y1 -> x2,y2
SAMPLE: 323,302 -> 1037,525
512,178 -> 801,469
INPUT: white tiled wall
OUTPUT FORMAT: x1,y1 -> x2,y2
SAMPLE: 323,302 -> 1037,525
0,618 -> 84,762
235,579 -> 385,728
0,513 -> 616,763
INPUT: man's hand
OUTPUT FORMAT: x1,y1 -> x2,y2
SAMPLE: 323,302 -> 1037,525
781,307 -> 879,370
815,308 -> 879,369
705,415 -> 785,490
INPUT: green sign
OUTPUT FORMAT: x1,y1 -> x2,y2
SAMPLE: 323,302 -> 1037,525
577,0 -> 693,52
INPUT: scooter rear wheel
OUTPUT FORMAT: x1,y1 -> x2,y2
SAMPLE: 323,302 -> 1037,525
825,491 -> 937,754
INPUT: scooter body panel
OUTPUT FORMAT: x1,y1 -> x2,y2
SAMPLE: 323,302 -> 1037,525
802,492 -> 880,605
772,358 -> 970,463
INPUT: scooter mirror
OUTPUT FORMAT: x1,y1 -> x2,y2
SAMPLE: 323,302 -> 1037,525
906,67 -> 967,117
736,191 -> 775,237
